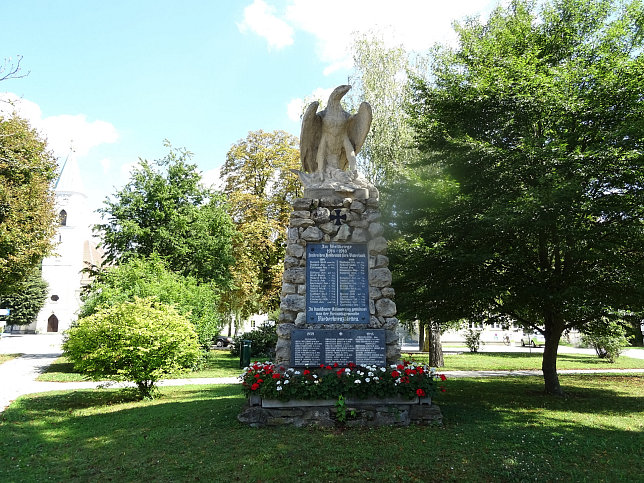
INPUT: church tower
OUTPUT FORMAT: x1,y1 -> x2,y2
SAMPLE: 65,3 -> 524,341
32,155 -> 99,333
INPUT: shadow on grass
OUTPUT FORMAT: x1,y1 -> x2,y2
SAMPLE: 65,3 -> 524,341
1,377 -> 642,482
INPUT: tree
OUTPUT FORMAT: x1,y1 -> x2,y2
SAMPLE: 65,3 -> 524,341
403,0 -> 644,395
220,130 -> 301,318
0,267 -> 47,326
95,143 -> 235,286
0,115 -> 57,294
64,297 -> 201,399
79,256 -> 224,349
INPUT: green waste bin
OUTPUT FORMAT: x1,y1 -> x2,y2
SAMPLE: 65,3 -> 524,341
240,339 -> 251,368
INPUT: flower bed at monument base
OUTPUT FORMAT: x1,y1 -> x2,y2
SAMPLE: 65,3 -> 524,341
237,361 -> 444,427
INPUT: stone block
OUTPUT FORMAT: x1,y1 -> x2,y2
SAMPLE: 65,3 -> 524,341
312,207 -> 330,223
287,227 -> 299,242
281,283 -> 296,295
384,317 -> 399,330
369,286 -> 382,300
290,218 -> 315,228
276,323 -> 295,338
368,236 -> 388,255
291,210 -> 311,219
283,267 -> 305,284
278,310 -> 295,323
351,227 -> 368,242
381,287 -> 395,298
237,406 -> 268,426
292,198 -> 314,210
376,298 -> 397,317
284,256 -> 300,269
286,243 -> 305,258
281,294 -> 305,312
302,226 -> 323,241
333,224 -> 351,242
368,222 -> 384,237
365,210 -> 381,222
319,221 -> 339,235
350,200 -> 365,212
297,284 -> 306,294
374,255 -> 389,268
320,196 -> 344,207
348,219 -> 369,229
369,299 -> 375,315
369,267 -> 392,287
385,329 -> 399,343
294,312 -> 306,327
369,315 -> 382,328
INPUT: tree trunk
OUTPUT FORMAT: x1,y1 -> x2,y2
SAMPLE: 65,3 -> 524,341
542,319 -> 565,396
418,320 -> 425,352
426,321 -> 444,367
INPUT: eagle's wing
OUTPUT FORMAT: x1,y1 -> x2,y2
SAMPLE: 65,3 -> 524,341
347,101 -> 372,154
300,101 -> 322,173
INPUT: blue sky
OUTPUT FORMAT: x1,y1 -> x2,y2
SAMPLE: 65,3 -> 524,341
1,0 -> 500,217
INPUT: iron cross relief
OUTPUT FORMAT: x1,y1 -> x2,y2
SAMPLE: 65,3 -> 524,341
330,209 -> 347,226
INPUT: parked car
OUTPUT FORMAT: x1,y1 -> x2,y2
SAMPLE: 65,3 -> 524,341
521,331 -> 545,347
214,335 -> 234,347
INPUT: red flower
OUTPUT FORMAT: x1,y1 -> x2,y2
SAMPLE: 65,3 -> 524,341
336,369 -> 344,378
417,367 -> 424,374
416,388 -> 426,397
272,373 -> 281,379
319,364 -> 325,368
391,370 -> 400,378
405,369 -> 412,375
397,364 -> 404,370
257,379 -> 263,384
439,374 -> 447,381
333,362 -> 339,368
348,362 -> 356,369
401,376 -> 410,384
303,369 -> 311,375
251,383 -> 259,391
440,387 -> 446,393
254,374 -> 261,379
325,365 -> 332,370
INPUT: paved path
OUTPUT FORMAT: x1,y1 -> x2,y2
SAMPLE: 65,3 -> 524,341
1,334 -> 642,413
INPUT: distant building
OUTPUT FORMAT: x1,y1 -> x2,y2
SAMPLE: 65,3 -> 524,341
16,155 -> 102,334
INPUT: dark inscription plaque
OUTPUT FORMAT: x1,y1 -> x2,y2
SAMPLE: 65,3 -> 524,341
306,243 -> 369,324
291,329 -> 385,367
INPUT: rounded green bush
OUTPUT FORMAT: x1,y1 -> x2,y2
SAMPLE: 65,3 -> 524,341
63,297 -> 201,398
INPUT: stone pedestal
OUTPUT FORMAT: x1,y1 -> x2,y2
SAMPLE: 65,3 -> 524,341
276,186 -> 401,367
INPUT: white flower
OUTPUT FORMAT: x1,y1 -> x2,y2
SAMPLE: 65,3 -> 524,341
284,380 -> 289,384
345,368 -> 351,373
358,371 -> 364,376
314,380 -> 320,384
374,376 -> 380,381
313,374 -> 318,379
365,377 -> 371,383
368,371 -> 374,377
294,371 -> 301,375
380,367 -> 387,373
390,364 -> 397,369
276,386 -> 283,391
276,380 -> 281,385
354,379 -> 362,384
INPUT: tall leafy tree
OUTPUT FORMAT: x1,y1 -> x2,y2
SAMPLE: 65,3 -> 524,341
403,0 -> 644,395
0,267 -> 47,327
220,130 -> 301,318
0,115 -> 57,294
95,144 -> 236,286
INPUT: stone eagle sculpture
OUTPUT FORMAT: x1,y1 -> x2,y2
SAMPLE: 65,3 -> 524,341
300,85 -> 372,180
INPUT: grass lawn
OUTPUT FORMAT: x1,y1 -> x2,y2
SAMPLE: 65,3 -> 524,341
37,350 -> 243,382
405,351 -> 644,371
0,353 -> 20,365
1,374 -> 642,481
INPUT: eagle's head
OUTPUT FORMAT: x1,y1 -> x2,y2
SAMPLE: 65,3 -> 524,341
328,84 -> 351,105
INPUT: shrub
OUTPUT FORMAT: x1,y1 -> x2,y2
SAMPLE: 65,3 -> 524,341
464,328 -> 482,353
63,297 -> 201,398
581,320 -> 632,363
231,323 -> 277,360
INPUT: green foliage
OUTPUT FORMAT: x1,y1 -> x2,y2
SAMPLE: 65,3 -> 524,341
463,328 -> 482,353
220,130 -> 301,316
230,323 -> 278,359
0,115 -> 57,294
63,297 -> 201,399
400,0 -> 644,394
0,267 -> 47,326
79,256 -> 222,349
95,143 -> 235,285
581,319 -> 632,362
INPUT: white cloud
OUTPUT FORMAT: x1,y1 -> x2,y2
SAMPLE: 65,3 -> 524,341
287,86 -> 334,122
238,0 -> 294,50
241,0 -> 493,73
0,92 -> 118,158
202,166 -> 225,191
99,158 -> 111,174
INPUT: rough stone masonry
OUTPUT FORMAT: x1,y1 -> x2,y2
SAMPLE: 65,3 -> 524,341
275,186 -> 401,367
